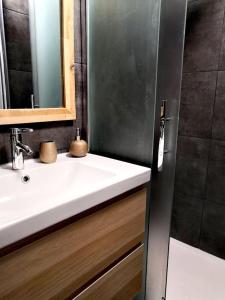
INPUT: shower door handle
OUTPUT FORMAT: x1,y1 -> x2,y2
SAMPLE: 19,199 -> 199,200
158,100 -> 168,171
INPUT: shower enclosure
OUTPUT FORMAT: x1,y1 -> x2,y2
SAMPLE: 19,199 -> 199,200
88,0 -> 187,299
168,0 -> 225,298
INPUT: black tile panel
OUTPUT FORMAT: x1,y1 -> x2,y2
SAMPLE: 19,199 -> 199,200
81,0 -> 87,64
175,156 -> 208,199
219,15 -> 225,70
3,8 -> 30,42
176,135 -> 210,160
183,0 -> 225,72
8,70 -> 33,109
75,63 -> 83,129
171,193 -> 204,248
0,132 -> 11,164
81,64 -> 88,139
174,136 -> 210,198
212,71 -> 225,140
74,0 -> 82,64
3,0 -> 29,15
207,160 -> 225,205
3,7 -> 32,72
209,139 -> 225,162
206,140 -> 225,205
6,41 -> 32,72
179,72 -> 217,138
200,201 -> 225,259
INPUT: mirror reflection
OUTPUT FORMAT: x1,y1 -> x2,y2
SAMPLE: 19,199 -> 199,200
0,0 -> 63,109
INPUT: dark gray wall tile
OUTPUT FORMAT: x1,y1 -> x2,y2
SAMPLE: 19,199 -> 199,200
177,135 -> 210,160
8,70 -> 33,108
74,0 -> 82,63
0,132 -> 11,164
3,8 -> 30,42
81,0 -> 87,64
179,72 -> 217,138
171,193 -> 203,247
39,125 -> 74,151
3,0 -> 28,14
22,129 -> 40,158
200,201 -> 225,259
75,63 -> 83,129
175,138 -> 209,198
6,41 -> 32,72
74,63 -> 87,139
207,160 -> 225,205
209,139 -> 225,161
183,0 -> 225,72
207,140 -> 225,205
212,71 -> 225,139
82,64 -> 87,139
219,16 -> 225,69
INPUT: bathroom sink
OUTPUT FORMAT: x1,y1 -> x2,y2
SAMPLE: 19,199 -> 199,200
0,153 -> 150,248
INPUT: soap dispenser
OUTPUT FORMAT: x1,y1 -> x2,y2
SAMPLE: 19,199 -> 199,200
69,128 -> 88,157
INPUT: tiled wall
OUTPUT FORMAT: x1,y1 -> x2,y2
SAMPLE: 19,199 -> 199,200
171,0 -> 225,259
0,0 -> 87,164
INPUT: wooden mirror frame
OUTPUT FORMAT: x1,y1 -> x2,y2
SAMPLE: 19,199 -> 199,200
0,0 -> 76,125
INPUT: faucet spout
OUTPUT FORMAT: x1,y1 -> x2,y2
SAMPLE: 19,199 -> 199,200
16,141 -> 33,156
10,128 -> 34,170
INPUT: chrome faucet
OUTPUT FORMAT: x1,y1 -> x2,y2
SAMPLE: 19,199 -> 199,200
10,128 -> 34,170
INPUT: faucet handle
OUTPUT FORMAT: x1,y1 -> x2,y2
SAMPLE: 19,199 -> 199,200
11,128 -> 33,135
19,128 -> 33,133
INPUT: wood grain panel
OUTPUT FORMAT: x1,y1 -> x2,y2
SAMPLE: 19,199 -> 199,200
0,188 -> 146,300
74,245 -> 144,300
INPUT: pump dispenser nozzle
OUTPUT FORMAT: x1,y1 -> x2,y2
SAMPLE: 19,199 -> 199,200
76,128 -> 81,141
69,127 -> 88,157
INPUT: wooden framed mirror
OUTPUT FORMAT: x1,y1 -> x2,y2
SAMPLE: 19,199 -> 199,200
0,0 -> 75,125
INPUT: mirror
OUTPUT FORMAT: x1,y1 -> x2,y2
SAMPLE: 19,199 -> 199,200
0,0 -> 75,124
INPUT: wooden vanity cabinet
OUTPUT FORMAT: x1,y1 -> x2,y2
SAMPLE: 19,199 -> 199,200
0,187 -> 147,300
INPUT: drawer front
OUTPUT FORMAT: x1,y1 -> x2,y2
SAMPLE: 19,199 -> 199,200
74,245 -> 144,300
0,188 -> 146,300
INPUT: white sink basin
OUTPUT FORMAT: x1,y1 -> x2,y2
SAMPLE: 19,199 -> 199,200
0,153 -> 150,248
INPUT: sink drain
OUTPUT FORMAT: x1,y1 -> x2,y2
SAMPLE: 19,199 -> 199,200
21,175 -> 30,184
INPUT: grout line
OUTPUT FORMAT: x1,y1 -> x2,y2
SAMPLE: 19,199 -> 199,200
8,69 -> 32,74
183,70 -> 224,74
74,62 -> 86,66
178,134 -> 225,143
3,7 -> 28,17
178,134 -> 210,140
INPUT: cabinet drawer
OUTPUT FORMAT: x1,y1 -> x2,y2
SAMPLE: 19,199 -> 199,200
74,245 -> 144,300
0,188 -> 146,300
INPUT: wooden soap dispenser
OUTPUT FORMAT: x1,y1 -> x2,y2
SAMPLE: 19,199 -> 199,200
69,128 -> 88,157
